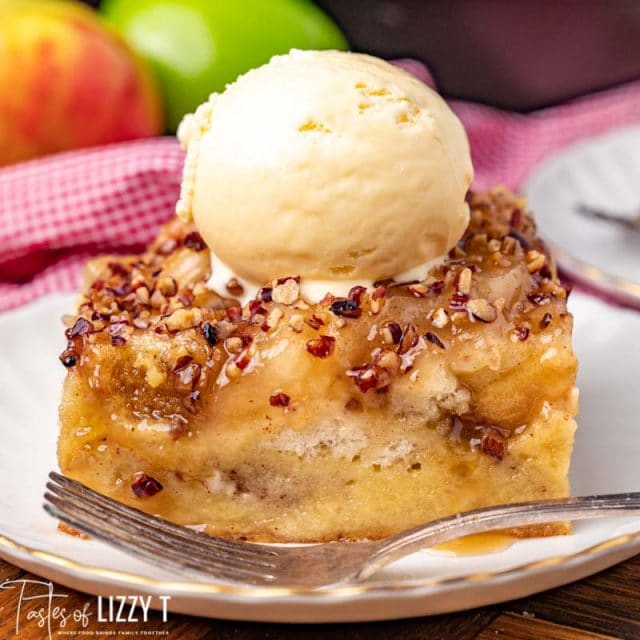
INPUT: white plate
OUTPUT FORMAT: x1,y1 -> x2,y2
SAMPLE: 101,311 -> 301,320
524,125 -> 640,307
0,293 -> 639,623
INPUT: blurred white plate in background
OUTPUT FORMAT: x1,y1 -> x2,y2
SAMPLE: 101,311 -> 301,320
524,125 -> 640,307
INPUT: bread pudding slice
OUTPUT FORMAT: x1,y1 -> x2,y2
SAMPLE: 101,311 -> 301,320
58,188 -> 578,542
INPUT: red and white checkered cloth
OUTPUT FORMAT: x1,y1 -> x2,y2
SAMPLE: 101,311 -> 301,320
1,61 -> 639,312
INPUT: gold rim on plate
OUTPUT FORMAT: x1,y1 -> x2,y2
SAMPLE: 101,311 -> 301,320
1,528 -> 639,598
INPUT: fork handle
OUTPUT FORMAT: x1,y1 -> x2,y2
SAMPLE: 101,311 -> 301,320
575,204 -> 640,230
356,493 -> 640,581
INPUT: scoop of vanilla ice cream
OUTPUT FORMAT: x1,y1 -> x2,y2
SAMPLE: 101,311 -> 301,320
176,49 -> 473,293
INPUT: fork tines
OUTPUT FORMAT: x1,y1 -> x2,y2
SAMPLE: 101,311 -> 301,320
44,471 -> 279,585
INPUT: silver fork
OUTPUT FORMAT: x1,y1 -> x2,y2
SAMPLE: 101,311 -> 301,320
43,472 -> 640,589
576,203 -> 640,231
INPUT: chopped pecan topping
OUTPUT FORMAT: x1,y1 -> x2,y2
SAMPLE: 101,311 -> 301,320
272,278 -> 300,305
528,292 -> 551,306
381,322 -> 402,345
289,314 -> 305,332
431,307 -> 449,328
265,307 -> 283,331
330,298 -> 361,318
135,286 -> 150,305
157,237 -> 178,255
481,429 -> 507,461
347,364 -> 392,393
107,261 -> 128,277
318,292 -> 335,307
397,324 -> 419,355
369,285 -> 387,314
306,314 -> 324,330
540,312 -> 553,329
58,187 -> 572,458
226,278 -> 244,297
183,231 -> 207,251
164,308 -> 195,332
539,264 -> 552,280
234,348 -> 252,370
183,391 -> 200,415
457,267 -> 473,295
506,229 -> 530,251
375,348 -> 400,373
225,336 -> 244,354
306,335 -> 335,358
450,292 -> 470,311
408,283 -> 429,298
276,275 -> 301,285
174,363 -> 201,392
202,322 -> 218,346
68,317 -> 93,338
133,317 -> 150,330
248,300 -> 267,322
226,306 -> 242,322
526,250 -> 546,273
131,474 -> 163,498
156,276 -> 177,297
424,331 -> 445,349
150,289 -> 166,309
467,298 -> 497,323
429,280 -> 445,295
269,391 -> 290,407
173,354 -> 193,371
348,285 -> 367,304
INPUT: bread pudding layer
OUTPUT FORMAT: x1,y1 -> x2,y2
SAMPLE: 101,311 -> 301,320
58,188 -> 578,542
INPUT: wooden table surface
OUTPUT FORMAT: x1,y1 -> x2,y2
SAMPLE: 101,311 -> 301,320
1,553 -> 638,640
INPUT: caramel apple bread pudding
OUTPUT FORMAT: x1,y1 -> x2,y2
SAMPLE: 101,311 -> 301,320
57,51 -> 578,542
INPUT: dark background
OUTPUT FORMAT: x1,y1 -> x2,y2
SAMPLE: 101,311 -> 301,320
85,0 -> 640,110
316,0 -> 640,110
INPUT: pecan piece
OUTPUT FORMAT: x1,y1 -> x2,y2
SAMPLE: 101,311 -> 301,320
381,322 -> 402,345
467,298 -> 497,323
226,278 -> 244,297
330,298 -> 361,318
183,231 -> 207,251
347,364 -> 392,393
480,429 -> 507,461
131,474 -> 163,498
306,335 -> 335,358
397,324 -> 418,355
424,331 -> 445,349
202,322 -> 219,346
67,317 -> 93,338
269,391 -> 291,407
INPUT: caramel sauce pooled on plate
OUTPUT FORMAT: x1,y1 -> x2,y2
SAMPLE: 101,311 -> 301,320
434,532 -> 515,556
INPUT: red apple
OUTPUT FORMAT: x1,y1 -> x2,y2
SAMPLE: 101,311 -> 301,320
0,0 -> 163,166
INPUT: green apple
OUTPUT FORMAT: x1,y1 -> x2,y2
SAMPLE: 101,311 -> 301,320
101,0 -> 348,132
